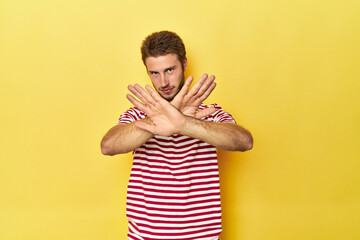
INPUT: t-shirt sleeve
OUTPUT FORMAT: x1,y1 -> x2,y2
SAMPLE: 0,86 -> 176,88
208,104 -> 236,123
117,107 -> 145,125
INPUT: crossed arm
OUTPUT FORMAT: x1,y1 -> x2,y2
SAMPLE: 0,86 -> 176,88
101,74 -> 253,155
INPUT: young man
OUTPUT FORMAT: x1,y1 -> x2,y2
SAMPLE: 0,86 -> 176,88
101,31 -> 253,240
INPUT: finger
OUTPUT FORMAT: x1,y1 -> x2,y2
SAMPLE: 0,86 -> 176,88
195,106 -> 217,119
135,121 -> 156,134
177,76 -> 193,98
126,94 -> 147,112
170,76 -> 193,107
197,75 -> 216,96
187,73 -> 208,97
145,85 -> 164,102
128,85 -> 147,104
188,76 -> 216,103
134,84 -> 156,105
199,82 -> 216,101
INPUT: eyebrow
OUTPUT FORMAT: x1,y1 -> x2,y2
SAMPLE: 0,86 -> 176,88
148,65 -> 177,73
165,65 -> 177,71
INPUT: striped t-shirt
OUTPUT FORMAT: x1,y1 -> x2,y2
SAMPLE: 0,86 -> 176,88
118,104 -> 236,240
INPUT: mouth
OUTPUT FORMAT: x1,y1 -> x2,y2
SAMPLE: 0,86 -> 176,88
160,88 -> 174,95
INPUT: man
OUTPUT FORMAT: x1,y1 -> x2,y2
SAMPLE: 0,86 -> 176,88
101,31 -> 253,240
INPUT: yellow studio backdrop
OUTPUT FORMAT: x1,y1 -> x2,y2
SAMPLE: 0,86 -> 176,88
1,0 -> 359,239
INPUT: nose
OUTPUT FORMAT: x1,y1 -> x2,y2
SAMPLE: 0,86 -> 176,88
160,74 -> 169,87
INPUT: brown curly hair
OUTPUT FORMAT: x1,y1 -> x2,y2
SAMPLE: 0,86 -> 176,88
141,31 -> 186,66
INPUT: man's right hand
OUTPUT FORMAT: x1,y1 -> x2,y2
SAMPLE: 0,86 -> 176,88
171,73 -> 217,119
126,84 -> 186,137
101,73 -> 217,155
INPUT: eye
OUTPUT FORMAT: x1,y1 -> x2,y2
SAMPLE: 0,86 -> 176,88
151,72 -> 159,76
166,68 -> 174,73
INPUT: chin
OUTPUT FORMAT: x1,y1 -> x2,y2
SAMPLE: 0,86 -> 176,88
163,95 -> 175,102
159,91 -> 179,102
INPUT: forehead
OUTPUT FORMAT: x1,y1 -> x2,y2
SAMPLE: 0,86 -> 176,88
145,53 -> 181,71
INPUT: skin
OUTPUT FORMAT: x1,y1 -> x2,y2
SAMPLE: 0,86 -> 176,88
126,84 -> 253,151
145,53 -> 186,102
101,54 -> 253,155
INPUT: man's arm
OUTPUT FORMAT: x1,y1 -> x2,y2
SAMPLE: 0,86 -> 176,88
101,74 -> 217,155
100,118 -> 153,155
128,84 -> 253,152
180,117 -> 253,151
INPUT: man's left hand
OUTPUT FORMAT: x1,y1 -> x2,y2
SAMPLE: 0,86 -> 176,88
126,84 -> 186,136
171,73 -> 216,119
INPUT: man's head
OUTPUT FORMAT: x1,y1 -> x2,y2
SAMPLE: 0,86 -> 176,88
141,31 -> 187,101
141,31 -> 186,67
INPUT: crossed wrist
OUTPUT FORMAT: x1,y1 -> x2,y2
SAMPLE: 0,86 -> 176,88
141,117 -> 153,125
178,115 -> 196,136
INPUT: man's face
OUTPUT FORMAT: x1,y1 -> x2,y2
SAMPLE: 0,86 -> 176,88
145,53 -> 187,101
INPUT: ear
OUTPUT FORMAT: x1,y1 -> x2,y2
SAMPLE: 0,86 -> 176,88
183,57 -> 188,71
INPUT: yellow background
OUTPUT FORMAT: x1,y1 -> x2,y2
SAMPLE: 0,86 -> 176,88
1,0 -> 359,239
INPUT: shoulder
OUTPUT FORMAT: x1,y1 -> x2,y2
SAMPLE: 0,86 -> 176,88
200,103 -> 236,123
117,107 -> 147,124
199,103 -> 226,117
122,107 -> 147,117
199,103 -> 223,111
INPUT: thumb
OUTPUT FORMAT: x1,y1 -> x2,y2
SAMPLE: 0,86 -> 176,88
195,107 -> 217,119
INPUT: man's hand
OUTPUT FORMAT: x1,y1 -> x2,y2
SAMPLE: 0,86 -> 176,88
126,83 -> 253,151
171,74 -> 216,119
126,84 -> 186,136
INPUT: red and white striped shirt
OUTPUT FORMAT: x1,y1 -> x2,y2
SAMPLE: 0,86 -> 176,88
118,104 -> 236,240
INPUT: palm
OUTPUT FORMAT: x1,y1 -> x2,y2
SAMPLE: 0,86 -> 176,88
126,74 -> 216,136
127,84 -> 185,136
171,74 -> 216,118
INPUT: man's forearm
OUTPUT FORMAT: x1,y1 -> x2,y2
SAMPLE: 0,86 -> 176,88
179,117 -> 253,151
101,118 -> 153,155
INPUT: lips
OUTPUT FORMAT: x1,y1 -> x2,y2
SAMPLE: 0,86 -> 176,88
160,88 -> 173,94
